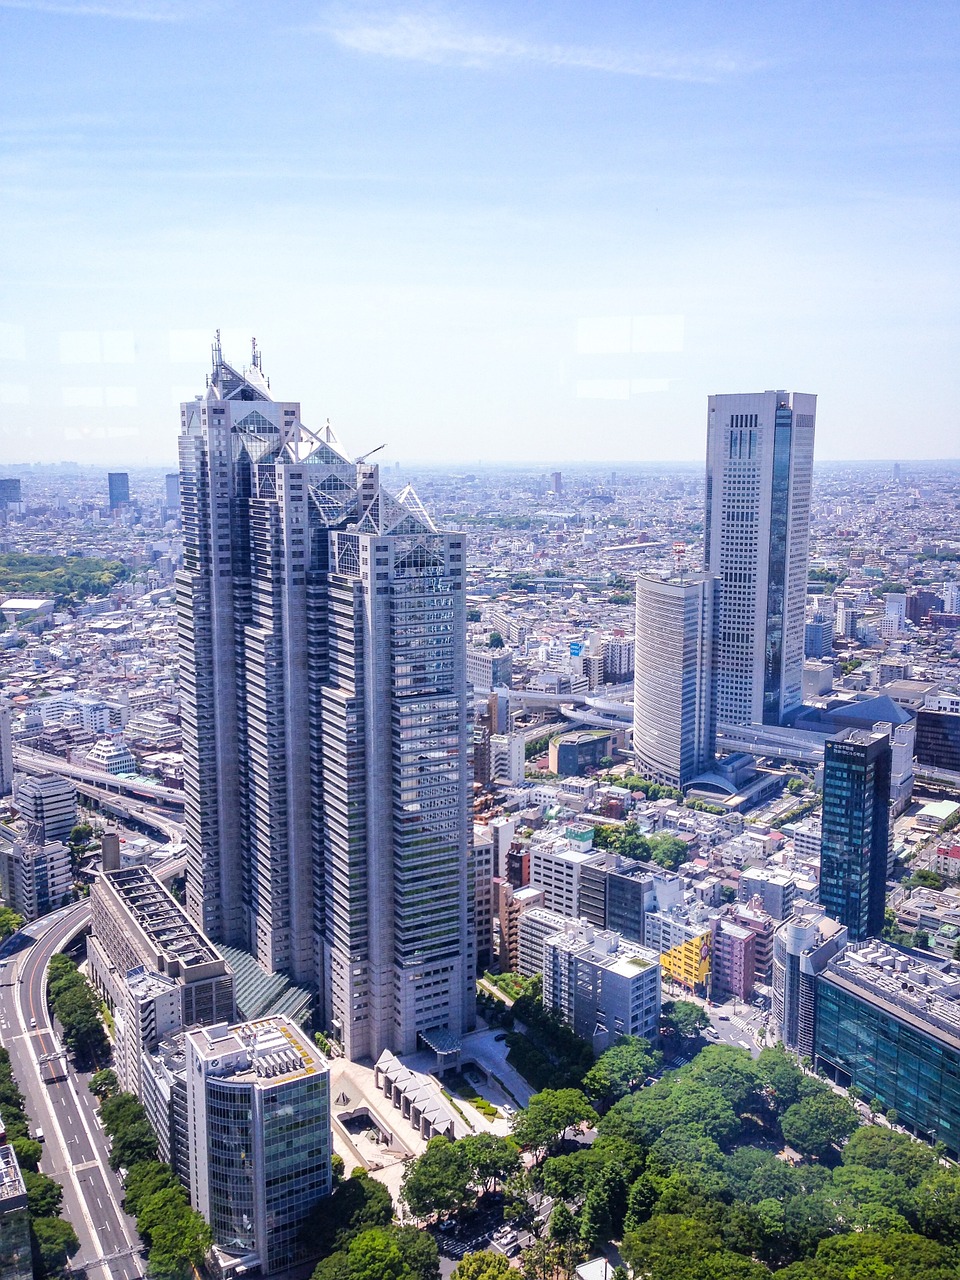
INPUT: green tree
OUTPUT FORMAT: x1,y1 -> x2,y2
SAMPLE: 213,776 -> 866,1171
147,1207 -> 214,1280
579,1181 -> 613,1252
301,1168 -> 393,1256
108,1118 -> 159,1171
89,1068 -> 119,1100
780,1090 -> 859,1160
123,1161 -> 181,1218
23,1169 -> 64,1219
549,1201 -> 577,1244
488,631 -> 505,649
787,777 -> 804,795
451,1253 -> 512,1280
10,1138 -> 42,1172
346,1228 -> 413,1280
460,1132 -> 520,1195
756,1046 -> 806,1113
0,907 -> 23,940
661,1000 -> 709,1040
916,1168 -> 960,1244
400,1135 -> 474,1220
31,1217 -> 80,1275
687,1045 -> 761,1113
582,1037 -> 660,1106
394,1225 -> 441,1280
780,1230 -> 960,1280
511,1089 -> 598,1162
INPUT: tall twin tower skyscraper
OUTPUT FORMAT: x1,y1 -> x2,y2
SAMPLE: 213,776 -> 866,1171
634,390 -> 816,787
176,339 -> 473,1062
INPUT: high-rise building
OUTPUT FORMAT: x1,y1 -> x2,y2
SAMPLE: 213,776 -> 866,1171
705,391 -> 816,727
186,1017 -> 332,1276
107,471 -> 130,510
819,728 -> 892,942
13,774 -> 76,844
772,904 -> 848,1057
0,701 -> 12,799
164,472 -> 181,509
633,573 -> 719,787
0,478 -> 21,507
177,337 -> 472,1061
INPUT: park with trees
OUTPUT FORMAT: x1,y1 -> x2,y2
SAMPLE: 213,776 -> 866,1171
364,1037 -> 960,1280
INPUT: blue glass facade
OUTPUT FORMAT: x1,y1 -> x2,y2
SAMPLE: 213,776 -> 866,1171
816,973 -> 960,1157
820,732 -> 891,942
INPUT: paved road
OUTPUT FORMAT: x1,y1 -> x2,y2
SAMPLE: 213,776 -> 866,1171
0,905 -> 145,1279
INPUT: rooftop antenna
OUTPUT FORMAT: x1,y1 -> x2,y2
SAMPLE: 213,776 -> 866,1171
212,328 -> 222,370
355,443 -> 387,465
251,336 -> 261,371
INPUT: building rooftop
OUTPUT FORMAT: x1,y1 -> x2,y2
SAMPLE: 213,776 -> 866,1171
103,865 -> 224,970
546,921 -> 659,972
0,1145 -> 27,1205
822,941 -> 960,1050
188,1016 -> 326,1086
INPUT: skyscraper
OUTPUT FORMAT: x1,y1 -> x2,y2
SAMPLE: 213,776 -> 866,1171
820,728 -> 892,942
632,572 -> 720,788
705,391 -> 816,727
177,336 -> 472,1061
108,471 -> 130,510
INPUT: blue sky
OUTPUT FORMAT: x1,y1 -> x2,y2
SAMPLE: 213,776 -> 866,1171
1,0 -> 957,464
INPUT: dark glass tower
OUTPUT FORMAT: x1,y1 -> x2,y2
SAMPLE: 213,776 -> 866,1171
820,728 -> 892,941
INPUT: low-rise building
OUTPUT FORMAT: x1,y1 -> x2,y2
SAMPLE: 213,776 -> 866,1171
12,773 -> 76,844
543,922 -> 661,1052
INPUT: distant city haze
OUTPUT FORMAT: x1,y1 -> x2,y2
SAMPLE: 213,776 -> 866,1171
1,1 -> 957,464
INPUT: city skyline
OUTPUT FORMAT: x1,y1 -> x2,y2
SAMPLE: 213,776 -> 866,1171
1,2 -> 958,465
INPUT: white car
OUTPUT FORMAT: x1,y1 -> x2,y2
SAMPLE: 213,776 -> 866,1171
29,1019 -> 36,1030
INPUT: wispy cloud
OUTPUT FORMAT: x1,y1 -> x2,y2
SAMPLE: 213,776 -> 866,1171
0,0 -> 209,19
325,10 -> 751,81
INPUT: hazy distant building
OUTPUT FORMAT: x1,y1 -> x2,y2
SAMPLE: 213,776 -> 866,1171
705,391 -> 816,727
633,573 -> 719,788
164,472 -> 180,508
0,479 -> 21,507
108,472 -> 130,510
466,647 -> 513,689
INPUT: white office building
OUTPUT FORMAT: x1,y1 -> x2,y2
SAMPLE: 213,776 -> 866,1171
489,733 -> 525,786
529,836 -> 595,918
13,774 -> 76,845
543,922 -> 661,1051
633,573 -> 719,788
0,839 -> 71,922
705,391 -> 816,727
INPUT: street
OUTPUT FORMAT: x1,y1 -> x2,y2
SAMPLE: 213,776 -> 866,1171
0,905 -> 144,1280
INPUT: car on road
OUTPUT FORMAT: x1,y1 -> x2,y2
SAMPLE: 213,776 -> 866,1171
718,1014 -> 729,1021
29,1019 -> 36,1029
502,1103 -> 514,1116
34,1128 -> 44,1143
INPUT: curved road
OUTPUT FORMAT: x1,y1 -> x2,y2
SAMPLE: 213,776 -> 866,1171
0,905 -> 144,1279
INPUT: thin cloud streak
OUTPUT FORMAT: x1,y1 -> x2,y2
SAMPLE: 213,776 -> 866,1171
0,0 -> 210,19
326,10 -> 753,81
